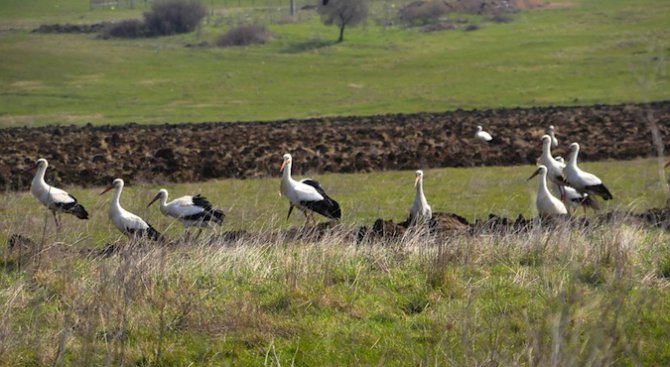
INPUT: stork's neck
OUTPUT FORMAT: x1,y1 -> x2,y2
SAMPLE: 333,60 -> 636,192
111,185 -> 123,213
32,166 -> 47,187
282,161 -> 293,183
416,179 -> 428,207
569,147 -> 579,167
541,140 -> 552,159
538,171 -> 549,196
159,195 -> 169,214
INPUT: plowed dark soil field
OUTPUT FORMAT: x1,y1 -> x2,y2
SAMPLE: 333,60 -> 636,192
1,101 -> 668,190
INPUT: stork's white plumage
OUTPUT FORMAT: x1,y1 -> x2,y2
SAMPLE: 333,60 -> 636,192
548,125 -> 558,148
148,189 -> 224,238
474,125 -> 493,143
100,179 -> 162,241
563,143 -> 613,200
30,158 -> 88,228
538,135 -> 567,188
280,153 -> 341,223
410,170 -> 432,223
528,165 -> 567,217
554,156 -> 599,213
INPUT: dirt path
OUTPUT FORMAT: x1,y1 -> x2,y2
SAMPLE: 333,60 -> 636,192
1,101 -> 668,190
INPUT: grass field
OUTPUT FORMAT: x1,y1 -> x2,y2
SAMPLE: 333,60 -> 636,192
2,200 -> 670,365
0,0 -> 669,127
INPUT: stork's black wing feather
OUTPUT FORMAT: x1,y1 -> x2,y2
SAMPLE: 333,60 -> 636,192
300,179 -> 327,197
191,194 -> 213,211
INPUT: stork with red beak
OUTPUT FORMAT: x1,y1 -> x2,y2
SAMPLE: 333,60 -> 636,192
100,179 -> 162,241
147,189 -> 224,240
30,158 -> 88,229
528,165 -> 568,218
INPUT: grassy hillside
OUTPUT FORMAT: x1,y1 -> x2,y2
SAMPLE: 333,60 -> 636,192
0,0 -> 669,127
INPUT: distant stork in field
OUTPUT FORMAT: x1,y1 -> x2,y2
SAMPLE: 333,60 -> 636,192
30,158 -> 88,229
474,125 -> 493,143
554,156 -> 599,214
528,165 -> 567,218
563,143 -> 613,201
280,153 -> 341,224
410,170 -> 432,223
148,189 -> 224,240
547,125 -> 558,148
100,179 -> 162,241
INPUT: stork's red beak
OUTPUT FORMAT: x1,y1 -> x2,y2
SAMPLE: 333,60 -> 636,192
527,168 -> 541,181
99,184 -> 113,195
280,160 -> 288,173
147,193 -> 160,208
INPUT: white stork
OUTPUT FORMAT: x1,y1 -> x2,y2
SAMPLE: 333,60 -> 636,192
527,165 -> 567,217
563,143 -> 613,200
280,153 -> 341,223
410,170 -> 432,223
30,158 -> 88,228
547,125 -> 558,148
554,156 -> 599,213
100,178 -> 162,241
474,125 -> 493,143
147,189 -> 224,239
538,135 -> 568,191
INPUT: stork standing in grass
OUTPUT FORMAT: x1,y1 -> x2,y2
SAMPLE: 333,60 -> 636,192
100,178 -> 162,241
409,170 -> 432,224
148,189 -> 224,240
564,143 -> 613,201
280,153 -> 341,224
547,125 -> 558,148
528,165 -> 567,218
30,158 -> 88,229
555,156 -> 599,213
474,125 -> 493,143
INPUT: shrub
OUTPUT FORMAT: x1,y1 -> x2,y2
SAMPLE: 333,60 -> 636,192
398,1 -> 452,26
102,19 -> 147,39
143,0 -> 207,36
216,25 -> 272,47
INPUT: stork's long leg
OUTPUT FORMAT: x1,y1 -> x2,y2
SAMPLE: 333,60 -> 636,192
50,210 -> 61,230
183,229 -> 192,244
194,228 -> 204,240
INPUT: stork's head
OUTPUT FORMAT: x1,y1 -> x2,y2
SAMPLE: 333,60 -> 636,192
527,165 -> 547,181
100,178 -> 124,195
414,170 -> 424,187
555,156 -> 564,164
541,135 -> 551,146
147,189 -> 168,207
548,125 -> 555,131
36,158 -> 48,168
569,142 -> 580,152
476,125 -> 483,132
280,153 -> 292,172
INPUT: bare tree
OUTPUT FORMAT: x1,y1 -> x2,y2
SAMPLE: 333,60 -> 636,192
318,0 -> 368,43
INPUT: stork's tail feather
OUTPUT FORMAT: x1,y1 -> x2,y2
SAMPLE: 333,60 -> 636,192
145,225 -> 164,242
587,184 -> 613,200
208,209 -> 225,225
580,195 -> 600,211
302,197 -> 341,220
70,203 -> 89,219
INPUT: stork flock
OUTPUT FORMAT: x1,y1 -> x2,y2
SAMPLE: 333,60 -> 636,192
27,125 -> 667,242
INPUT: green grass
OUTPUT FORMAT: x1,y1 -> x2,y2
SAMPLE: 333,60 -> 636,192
0,0 -> 669,127
1,158 -> 667,246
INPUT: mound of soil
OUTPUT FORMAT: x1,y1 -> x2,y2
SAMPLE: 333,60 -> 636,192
32,22 -> 110,34
1,101 -> 668,191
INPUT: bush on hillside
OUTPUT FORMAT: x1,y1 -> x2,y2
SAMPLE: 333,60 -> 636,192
144,0 -> 206,36
216,24 -> 272,47
102,19 -> 147,39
